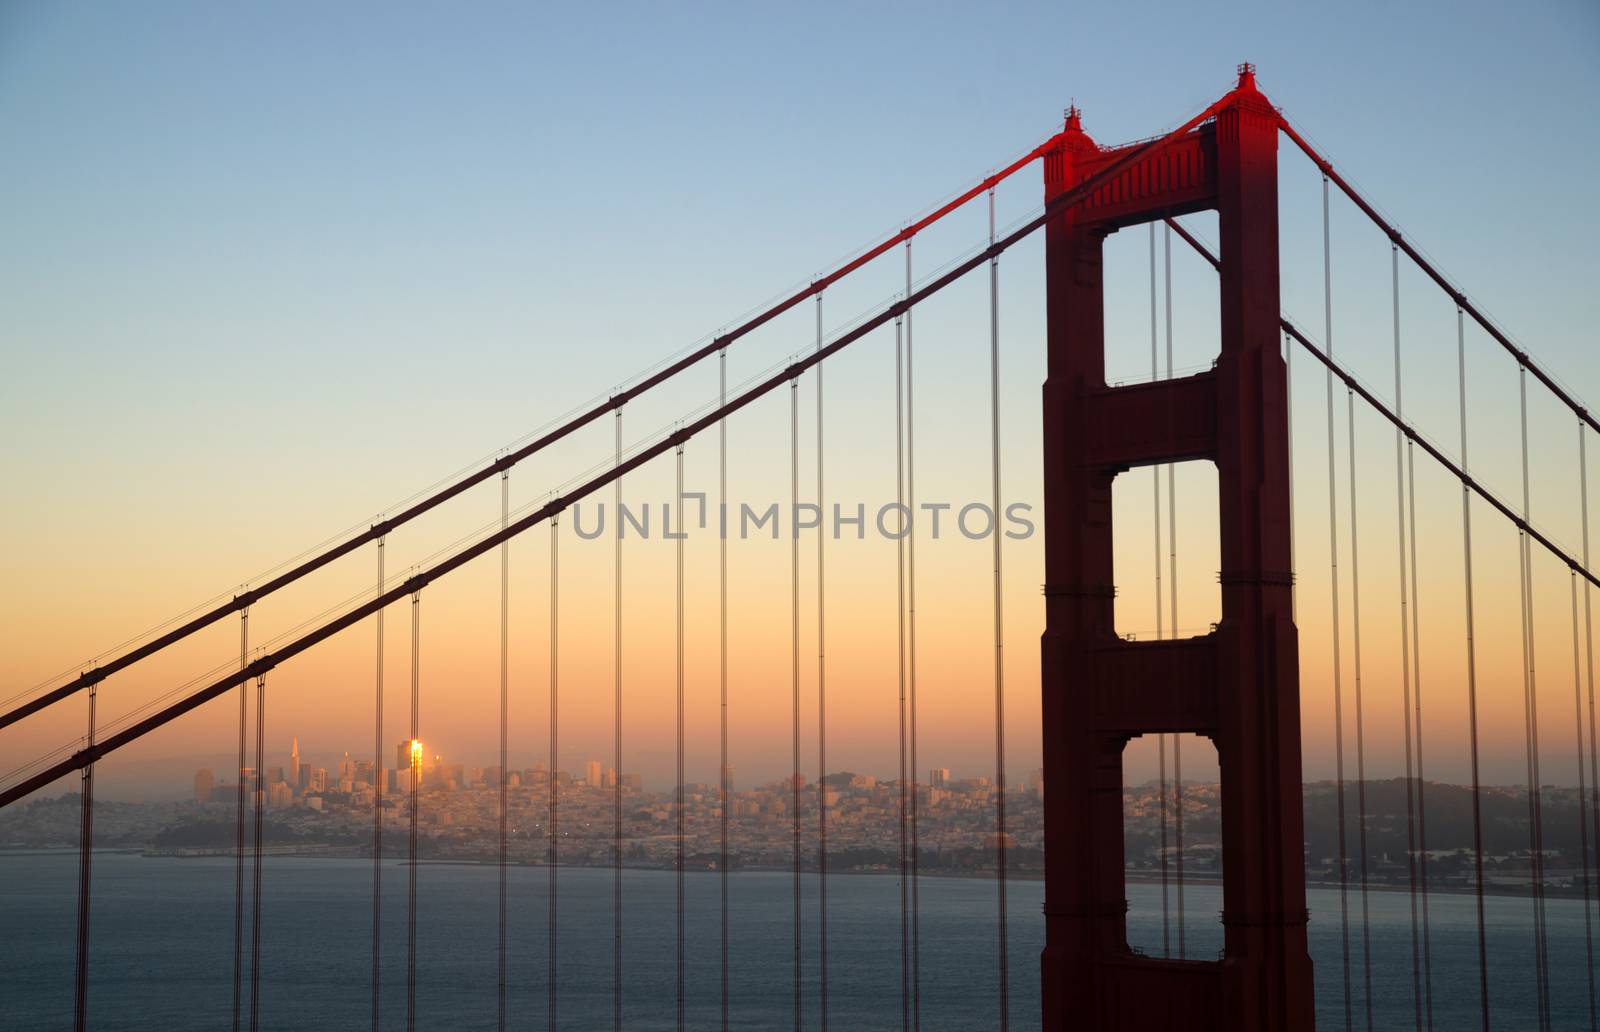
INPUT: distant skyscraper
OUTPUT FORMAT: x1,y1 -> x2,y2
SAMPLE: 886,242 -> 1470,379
290,737 -> 300,786
721,765 -> 735,793
586,759 -> 602,788
929,767 -> 950,789
193,768 -> 214,804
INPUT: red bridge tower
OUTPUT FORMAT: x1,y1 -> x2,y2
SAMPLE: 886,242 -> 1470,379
1038,66 -> 1316,1031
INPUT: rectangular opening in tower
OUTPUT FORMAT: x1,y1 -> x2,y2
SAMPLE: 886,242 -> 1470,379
1122,731 -> 1222,961
1100,213 -> 1222,386
1110,459 -> 1221,641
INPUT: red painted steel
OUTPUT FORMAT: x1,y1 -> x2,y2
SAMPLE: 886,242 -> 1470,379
1039,66 -> 1315,1030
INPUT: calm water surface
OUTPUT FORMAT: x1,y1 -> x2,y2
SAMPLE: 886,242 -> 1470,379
0,852 -> 1590,1029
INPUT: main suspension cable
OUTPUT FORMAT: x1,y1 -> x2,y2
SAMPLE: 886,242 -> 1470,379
1278,116 -> 1600,440
1391,244 -> 1425,1032
2,104 -> 1232,809
0,139 -> 1059,738
372,539 -> 385,1032
1323,174 -> 1354,1032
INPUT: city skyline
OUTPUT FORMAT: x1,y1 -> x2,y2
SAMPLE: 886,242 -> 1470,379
185,729 -> 1042,799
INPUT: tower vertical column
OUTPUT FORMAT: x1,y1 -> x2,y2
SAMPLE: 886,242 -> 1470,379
1211,67 -> 1316,1030
1038,106 -> 1125,1027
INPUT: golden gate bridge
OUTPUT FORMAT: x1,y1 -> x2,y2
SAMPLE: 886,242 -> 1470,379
3,64 -> 1597,1031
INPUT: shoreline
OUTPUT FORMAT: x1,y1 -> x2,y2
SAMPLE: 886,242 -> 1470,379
2,849 -> 1585,900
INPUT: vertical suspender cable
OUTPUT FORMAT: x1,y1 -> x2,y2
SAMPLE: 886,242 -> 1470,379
1158,725 -> 1170,957
1287,329 -> 1299,622
1391,245 -> 1424,1032
1385,246 -> 1434,1029
1407,405 -> 1435,1031
895,314 -> 910,1032
989,185 -> 1010,1031
406,590 -> 420,1032
1323,175 -> 1354,1032
234,609 -> 250,1032
676,442 -> 687,1032
548,519 -> 559,1032
816,292 -> 830,1032
790,373 -> 803,1032
905,240 -> 923,1032
249,669 -> 266,1032
1574,563 -> 1597,1031
1517,365 -> 1553,1031
1584,423 -> 1600,1032
615,409 -> 626,1032
1151,222 -> 1165,647
372,541 -> 385,1032
718,350 -> 730,1032
73,674 -> 96,1032
499,473 -> 510,1032
1458,306 -> 1492,1030
1348,381 -> 1373,1031
1151,223 -> 1170,959
1166,224 -> 1184,960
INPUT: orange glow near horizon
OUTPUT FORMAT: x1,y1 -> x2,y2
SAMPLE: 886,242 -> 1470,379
3,458 -> 1589,798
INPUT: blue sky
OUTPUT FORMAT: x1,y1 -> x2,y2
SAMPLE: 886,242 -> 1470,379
4,0 -> 1596,485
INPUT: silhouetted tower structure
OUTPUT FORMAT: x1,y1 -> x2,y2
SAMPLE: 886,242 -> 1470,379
1038,66 -> 1315,1030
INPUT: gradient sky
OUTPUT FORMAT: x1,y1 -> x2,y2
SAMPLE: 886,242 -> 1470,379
2,1 -> 1598,799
